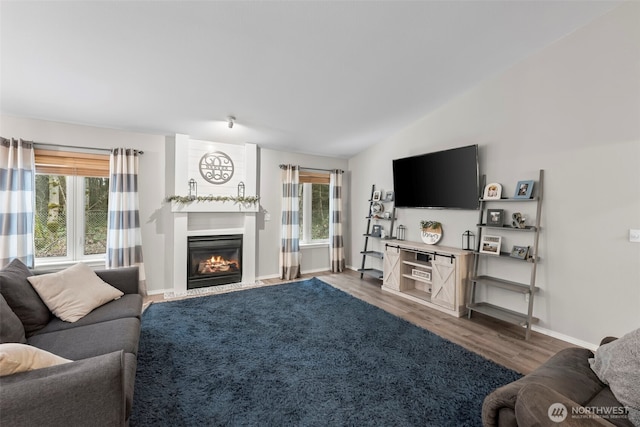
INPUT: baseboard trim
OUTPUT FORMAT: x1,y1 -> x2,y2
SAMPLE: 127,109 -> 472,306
531,325 -> 598,351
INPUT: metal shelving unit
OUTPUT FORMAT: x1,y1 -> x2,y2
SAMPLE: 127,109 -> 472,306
358,184 -> 395,280
467,169 -> 544,340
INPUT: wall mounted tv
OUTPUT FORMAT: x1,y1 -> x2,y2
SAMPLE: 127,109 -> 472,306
392,144 -> 480,210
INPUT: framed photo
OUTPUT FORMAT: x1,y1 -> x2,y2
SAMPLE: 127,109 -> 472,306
487,209 -> 504,227
510,245 -> 529,260
371,225 -> 382,237
480,235 -> 502,255
384,191 -> 395,202
372,190 -> 382,201
483,183 -> 502,200
514,180 -> 534,199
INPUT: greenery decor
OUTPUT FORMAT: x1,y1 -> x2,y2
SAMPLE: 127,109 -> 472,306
166,195 -> 260,205
420,220 -> 441,230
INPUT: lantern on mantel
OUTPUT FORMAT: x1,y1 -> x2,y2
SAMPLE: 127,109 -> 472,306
237,181 -> 245,198
462,230 -> 475,251
188,179 -> 197,200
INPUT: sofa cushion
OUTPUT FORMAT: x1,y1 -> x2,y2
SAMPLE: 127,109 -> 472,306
0,343 -> 71,376
95,266 -> 140,295
0,259 -> 51,335
0,351 -> 127,426
27,317 -> 140,360
27,263 -> 124,323
590,328 -> 640,426
0,294 -> 26,344
32,293 -> 143,335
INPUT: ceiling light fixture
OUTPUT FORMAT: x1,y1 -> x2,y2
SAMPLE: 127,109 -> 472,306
227,116 -> 236,129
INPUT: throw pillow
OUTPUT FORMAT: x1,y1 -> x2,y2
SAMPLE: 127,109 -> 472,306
589,328 -> 640,426
0,258 -> 51,335
27,263 -> 124,323
0,343 -> 71,376
0,294 -> 27,343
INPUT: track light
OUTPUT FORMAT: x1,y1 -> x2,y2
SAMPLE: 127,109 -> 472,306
227,116 -> 236,129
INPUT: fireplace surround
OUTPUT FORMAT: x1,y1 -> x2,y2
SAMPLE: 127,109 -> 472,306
187,235 -> 242,289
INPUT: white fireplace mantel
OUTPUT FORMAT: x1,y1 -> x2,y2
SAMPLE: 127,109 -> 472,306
166,135 -> 259,295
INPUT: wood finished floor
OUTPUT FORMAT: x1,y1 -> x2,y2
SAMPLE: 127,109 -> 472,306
147,269 -> 575,375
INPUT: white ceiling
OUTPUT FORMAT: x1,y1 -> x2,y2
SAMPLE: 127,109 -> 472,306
0,1 -> 619,158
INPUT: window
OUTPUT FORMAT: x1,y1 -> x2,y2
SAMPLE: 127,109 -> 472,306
298,171 -> 330,244
34,149 -> 110,264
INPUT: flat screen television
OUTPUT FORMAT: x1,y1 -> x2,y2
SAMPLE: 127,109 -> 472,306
392,144 -> 479,209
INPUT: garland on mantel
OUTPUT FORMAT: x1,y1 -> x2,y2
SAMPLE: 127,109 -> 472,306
166,195 -> 260,205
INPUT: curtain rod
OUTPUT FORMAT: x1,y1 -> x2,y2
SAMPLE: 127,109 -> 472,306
34,142 -> 144,155
279,164 -> 343,173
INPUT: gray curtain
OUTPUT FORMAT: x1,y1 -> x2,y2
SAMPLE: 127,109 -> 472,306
106,148 -> 147,295
329,169 -> 345,273
279,165 -> 301,280
0,138 -> 35,268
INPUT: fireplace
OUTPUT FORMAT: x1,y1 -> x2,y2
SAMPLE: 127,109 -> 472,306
187,235 -> 242,289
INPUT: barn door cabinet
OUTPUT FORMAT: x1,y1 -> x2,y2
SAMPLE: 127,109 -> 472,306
382,240 -> 472,317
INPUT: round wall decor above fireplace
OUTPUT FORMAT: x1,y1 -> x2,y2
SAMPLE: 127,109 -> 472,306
199,151 -> 235,184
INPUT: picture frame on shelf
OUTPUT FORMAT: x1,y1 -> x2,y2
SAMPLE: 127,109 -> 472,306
372,190 -> 382,201
510,245 -> 529,260
480,235 -> 502,255
371,225 -> 382,237
483,183 -> 502,200
487,209 -> 504,227
514,180 -> 534,199
384,191 -> 395,202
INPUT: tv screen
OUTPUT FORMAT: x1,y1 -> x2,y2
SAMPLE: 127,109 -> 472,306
392,145 -> 479,209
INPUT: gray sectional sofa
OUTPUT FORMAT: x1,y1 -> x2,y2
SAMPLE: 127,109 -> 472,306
0,259 -> 142,427
482,336 -> 636,427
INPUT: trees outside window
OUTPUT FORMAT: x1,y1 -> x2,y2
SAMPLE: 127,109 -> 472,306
299,182 -> 329,243
34,175 -> 109,261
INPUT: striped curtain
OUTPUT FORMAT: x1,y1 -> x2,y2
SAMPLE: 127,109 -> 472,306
329,169 -> 345,273
279,165 -> 301,280
106,148 -> 147,295
0,138 -> 35,268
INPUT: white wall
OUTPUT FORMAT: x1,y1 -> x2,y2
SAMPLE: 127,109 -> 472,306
348,2 -> 640,347
257,148 -> 349,278
1,115 -> 349,288
0,115 -> 168,294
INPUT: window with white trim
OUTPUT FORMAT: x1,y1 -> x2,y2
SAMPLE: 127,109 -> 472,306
298,171 -> 330,244
34,149 -> 110,264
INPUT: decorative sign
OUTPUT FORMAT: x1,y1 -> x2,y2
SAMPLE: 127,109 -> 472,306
199,151 -> 234,184
420,221 -> 443,245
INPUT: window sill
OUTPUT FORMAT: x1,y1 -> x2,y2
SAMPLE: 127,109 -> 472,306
34,258 -> 106,272
300,242 -> 329,249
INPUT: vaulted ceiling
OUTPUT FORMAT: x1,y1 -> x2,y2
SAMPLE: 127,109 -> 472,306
0,1 -> 619,158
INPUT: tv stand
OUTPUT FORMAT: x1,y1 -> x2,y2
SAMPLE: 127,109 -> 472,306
382,240 -> 472,317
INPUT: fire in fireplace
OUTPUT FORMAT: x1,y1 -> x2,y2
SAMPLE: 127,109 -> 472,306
187,235 -> 242,289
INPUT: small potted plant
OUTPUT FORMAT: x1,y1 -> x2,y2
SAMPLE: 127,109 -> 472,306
420,220 -> 443,245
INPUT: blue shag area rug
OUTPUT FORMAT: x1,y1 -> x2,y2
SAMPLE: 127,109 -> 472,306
131,278 -> 520,426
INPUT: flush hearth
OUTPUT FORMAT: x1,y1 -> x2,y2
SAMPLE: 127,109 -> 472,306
187,235 -> 242,289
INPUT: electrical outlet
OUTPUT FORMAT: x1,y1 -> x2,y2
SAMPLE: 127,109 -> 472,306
630,229 -> 640,243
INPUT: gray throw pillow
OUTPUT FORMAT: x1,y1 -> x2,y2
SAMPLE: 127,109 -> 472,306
0,259 -> 51,335
589,328 -> 640,426
0,294 -> 26,343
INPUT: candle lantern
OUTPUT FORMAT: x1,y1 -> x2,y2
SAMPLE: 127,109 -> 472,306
396,225 -> 406,241
462,230 -> 475,251
237,181 -> 245,198
188,179 -> 197,200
